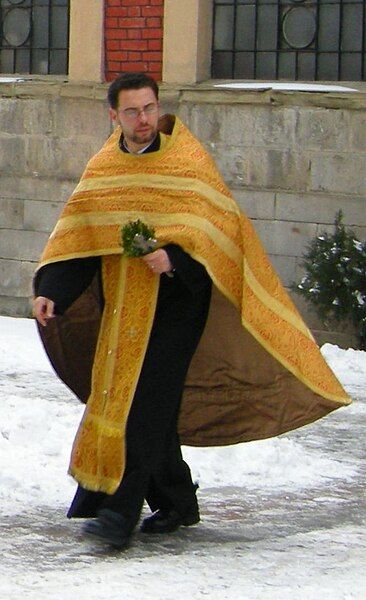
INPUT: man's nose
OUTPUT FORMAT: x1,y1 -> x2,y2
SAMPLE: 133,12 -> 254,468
137,110 -> 148,122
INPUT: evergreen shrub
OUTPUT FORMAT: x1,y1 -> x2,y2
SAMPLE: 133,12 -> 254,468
292,210 -> 366,349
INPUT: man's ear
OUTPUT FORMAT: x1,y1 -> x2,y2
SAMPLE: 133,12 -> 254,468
109,107 -> 117,123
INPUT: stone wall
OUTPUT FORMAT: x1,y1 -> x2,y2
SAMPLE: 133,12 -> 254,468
1,80 -> 365,347
0,82 -> 111,316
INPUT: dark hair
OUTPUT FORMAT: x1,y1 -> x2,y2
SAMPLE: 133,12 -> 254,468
107,73 -> 159,109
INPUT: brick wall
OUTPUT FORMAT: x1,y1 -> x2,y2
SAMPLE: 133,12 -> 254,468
105,0 -> 164,81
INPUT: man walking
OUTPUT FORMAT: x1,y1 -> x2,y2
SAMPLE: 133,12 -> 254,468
33,73 -> 350,550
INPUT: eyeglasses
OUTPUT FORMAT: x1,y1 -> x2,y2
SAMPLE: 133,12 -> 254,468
121,103 -> 159,120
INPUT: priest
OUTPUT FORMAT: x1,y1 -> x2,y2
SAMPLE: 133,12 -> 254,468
33,72 -> 351,550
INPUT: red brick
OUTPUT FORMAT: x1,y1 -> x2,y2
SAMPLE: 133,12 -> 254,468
148,39 -> 162,50
106,7 -> 128,17
108,61 -> 124,71
128,52 -> 142,61
127,29 -> 142,39
148,62 -> 162,73
120,62 -> 149,72
119,0 -> 151,5
146,17 -> 161,28
106,40 -> 120,50
150,0 -> 163,5
127,7 -> 141,17
107,70 -> 123,78
141,28 -> 163,39
109,51 -> 128,61
142,52 -> 162,61
119,17 -> 146,28
106,0 -> 122,6
142,6 -> 164,17
105,29 -> 128,40
120,40 -> 148,51
105,17 -> 118,28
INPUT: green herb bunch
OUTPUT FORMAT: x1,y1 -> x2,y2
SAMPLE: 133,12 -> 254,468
121,219 -> 157,257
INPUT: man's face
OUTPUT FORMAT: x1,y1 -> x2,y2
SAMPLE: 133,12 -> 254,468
109,87 -> 160,152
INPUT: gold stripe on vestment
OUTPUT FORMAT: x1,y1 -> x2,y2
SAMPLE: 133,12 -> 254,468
73,173 -> 239,215
49,212 -> 243,268
243,259 -> 315,341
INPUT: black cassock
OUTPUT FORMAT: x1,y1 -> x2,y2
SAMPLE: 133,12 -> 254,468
35,244 -> 212,531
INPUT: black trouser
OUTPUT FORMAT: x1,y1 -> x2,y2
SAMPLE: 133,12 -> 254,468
98,313 -> 203,531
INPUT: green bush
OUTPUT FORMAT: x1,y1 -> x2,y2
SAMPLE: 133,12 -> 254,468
292,211 -> 366,349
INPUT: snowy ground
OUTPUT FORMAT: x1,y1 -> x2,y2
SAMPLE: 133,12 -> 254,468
0,315 -> 365,599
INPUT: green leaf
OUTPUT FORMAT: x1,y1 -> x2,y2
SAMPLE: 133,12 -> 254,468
121,219 -> 157,257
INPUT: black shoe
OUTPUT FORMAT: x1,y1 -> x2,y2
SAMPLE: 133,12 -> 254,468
82,509 -> 131,549
140,508 -> 200,534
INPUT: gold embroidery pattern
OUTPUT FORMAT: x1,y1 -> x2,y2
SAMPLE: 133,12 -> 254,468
69,255 -> 159,493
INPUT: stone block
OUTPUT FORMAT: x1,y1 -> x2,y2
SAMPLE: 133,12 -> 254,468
0,135 -> 26,174
269,254 -> 297,287
248,148 -> 310,191
208,142 -> 249,186
179,103 -> 255,147
23,98 -> 54,135
181,103 -> 222,144
232,188 -> 275,220
24,135 -> 101,179
161,100 -> 180,119
294,108 -> 350,151
275,192 -> 365,227
0,98 -> 24,134
216,104 -> 256,147
0,175 -> 76,203
252,219 -> 317,257
52,98 -> 111,139
24,200 -> 64,232
0,230 -> 49,262
349,111 -> 366,152
24,135 -> 61,178
310,153 -> 366,195
57,136 -> 106,179
252,106 -> 297,149
0,197 -> 24,229
0,295 -> 32,318
0,259 -> 35,296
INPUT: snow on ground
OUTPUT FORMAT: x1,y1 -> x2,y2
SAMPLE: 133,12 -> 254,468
0,316 -> 362,515
0,316 -> 365,599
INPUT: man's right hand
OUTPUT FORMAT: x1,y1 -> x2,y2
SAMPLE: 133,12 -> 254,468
33,296 -> 55,326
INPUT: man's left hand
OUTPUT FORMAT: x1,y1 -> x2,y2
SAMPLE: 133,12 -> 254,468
142,249 -> 173,275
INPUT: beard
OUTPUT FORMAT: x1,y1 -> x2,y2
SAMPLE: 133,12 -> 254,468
130,126 -> 157,145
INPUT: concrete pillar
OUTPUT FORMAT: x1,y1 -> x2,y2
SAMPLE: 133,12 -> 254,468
68,0 -> 104,83
163,0 -> 213,84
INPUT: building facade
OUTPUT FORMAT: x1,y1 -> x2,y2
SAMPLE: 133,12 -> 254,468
0,0 -> 365,348
1,0 -> 365,83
